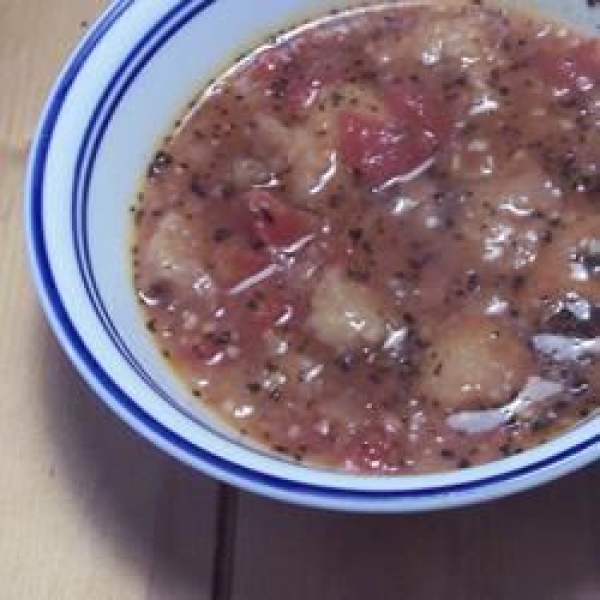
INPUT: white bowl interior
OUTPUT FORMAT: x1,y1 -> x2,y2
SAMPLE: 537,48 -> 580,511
35,0 -> 600,509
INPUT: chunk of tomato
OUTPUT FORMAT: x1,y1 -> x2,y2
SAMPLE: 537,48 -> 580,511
245,189 -> 313,250
338,111 -> 436,186
535,39 -> 600,95
575,40 -> 600,80
338,80 -> 450,186
384,80 -> 451,142
212,240 -> 273,291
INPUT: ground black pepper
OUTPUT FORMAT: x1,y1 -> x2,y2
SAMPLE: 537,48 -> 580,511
148,151 -> 173,178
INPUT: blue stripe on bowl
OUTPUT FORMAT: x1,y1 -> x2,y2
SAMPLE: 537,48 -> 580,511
26,0 -> 600,508
73,1 -> 214,409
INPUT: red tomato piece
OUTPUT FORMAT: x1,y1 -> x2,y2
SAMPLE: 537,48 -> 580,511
574,40 -> 600,80
245,189 -> 313,250
384,80 -> 451,142
212,240 -> 272,290
338,111 -> 435,186
338,81 -> 450,186
535,39 -> 600,95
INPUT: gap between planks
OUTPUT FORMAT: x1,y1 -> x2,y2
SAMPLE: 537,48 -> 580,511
211,485 -> 239,600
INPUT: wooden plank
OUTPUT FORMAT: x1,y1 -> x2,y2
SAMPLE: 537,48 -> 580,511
0,1 -> 220,598
231,464 -> 600,600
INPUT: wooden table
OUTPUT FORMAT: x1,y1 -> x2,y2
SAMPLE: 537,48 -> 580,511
2,1 -> 600,598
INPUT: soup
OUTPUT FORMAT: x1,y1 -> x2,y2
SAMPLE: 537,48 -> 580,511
132,1 -> 600,474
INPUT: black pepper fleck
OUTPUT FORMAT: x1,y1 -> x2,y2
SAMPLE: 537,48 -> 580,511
148,151 -> 173,178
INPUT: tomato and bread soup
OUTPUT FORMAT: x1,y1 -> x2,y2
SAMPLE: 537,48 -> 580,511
132,2 -> 600,473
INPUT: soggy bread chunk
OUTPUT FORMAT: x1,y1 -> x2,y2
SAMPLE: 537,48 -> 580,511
366,7 -> 505,86
460,155 -> 563,271
421,9 -> 504,77
251,114 -> 335,201
420,316 -> 533,410
141,212 -> 213,295
523,215 -> 600,305
307,267 -> 386,350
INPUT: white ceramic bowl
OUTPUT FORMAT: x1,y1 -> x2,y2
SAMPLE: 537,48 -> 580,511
25,0 -> 600,512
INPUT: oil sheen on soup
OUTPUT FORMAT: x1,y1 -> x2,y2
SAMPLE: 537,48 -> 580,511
133,1 -> 600,474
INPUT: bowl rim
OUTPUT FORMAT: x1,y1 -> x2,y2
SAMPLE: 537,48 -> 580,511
25,0 -> 600,512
